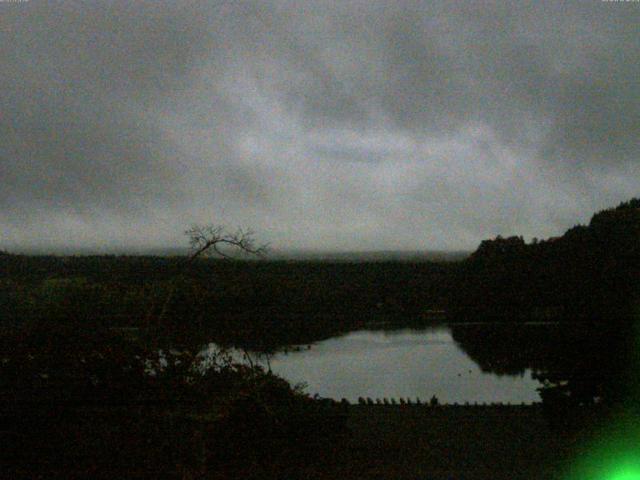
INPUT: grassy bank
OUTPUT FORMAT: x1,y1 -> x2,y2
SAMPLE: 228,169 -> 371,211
0,254 -> 455,349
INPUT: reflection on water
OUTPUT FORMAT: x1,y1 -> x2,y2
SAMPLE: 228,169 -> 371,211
265,326 -> 543,404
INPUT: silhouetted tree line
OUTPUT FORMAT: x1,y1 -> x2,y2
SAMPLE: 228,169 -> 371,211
3,199 -> 638,333
448,198 -> 640,322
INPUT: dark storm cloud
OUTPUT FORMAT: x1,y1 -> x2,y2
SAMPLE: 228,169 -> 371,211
1,0 -> 638,251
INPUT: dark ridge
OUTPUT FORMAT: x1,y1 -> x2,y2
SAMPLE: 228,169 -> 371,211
448,197 -> 640,322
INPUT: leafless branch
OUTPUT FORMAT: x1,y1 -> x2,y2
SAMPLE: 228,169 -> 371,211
148,225 -> 268,327
184,225 -> 268,263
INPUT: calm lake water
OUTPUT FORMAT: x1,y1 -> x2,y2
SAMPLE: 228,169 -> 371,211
262,326 -> 543,404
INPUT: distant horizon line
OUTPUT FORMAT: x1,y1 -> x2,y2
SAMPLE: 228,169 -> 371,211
1,246 -> 472,259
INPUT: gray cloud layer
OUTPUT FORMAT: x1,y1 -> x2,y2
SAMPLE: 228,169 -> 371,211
1,0 -> 639,252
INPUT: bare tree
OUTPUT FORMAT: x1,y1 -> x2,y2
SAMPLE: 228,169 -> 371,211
184,225 -> 267,263
149,225 -> 267,326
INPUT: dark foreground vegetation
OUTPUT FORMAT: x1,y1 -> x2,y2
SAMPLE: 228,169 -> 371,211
1,199 -> 639,477
1,324 -> 349,479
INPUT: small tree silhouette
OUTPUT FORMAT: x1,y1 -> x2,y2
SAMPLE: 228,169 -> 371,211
184,225 -> 267,262
149,225 -> 267,326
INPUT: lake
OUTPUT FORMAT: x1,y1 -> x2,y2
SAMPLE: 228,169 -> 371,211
261,326 -> 543,404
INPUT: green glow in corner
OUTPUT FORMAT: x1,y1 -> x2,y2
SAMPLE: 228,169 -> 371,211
608,463 -> 640,480
563,432 -> 640,480
563,317 -> 640,480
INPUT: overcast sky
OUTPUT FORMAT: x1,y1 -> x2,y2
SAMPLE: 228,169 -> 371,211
1,0 -> 639,253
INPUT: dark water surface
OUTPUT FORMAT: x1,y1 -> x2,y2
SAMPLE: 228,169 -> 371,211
266,326 -> 543,404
